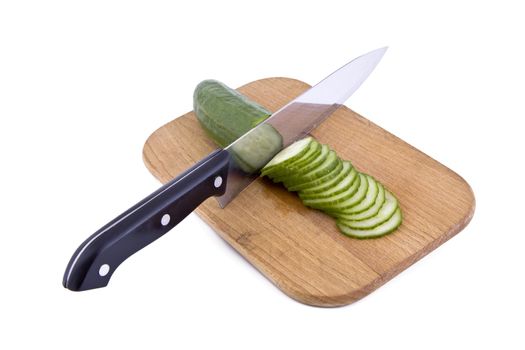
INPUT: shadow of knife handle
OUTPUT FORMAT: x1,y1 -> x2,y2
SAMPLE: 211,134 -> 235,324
63,149 -> 230,291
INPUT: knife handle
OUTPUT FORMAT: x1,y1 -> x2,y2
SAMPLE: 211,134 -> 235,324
63,149 -> 230,291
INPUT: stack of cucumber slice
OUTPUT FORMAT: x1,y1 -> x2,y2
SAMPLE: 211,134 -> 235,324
261,137 -> 402,239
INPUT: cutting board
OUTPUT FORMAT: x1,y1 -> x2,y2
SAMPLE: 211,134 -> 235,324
143,77 -> 475,307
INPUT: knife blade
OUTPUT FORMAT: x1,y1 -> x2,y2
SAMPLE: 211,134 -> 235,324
63,47 -> 387,291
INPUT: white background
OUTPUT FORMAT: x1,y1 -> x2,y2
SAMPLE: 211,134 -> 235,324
1,1 -> 523,349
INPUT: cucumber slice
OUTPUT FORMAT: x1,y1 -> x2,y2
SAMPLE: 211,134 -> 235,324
259,136 -> 403,239
327,175 -> 378,214
264,141 -> 321,177
287,160 -> 347,192
231,123 -> 283,173
275,145 -> 330,182
336,207 -> 402,239
299,167 -> 358,200
271,144 -> 329,183
261,136 -> 313,174
283,150 -> 339,186
302,172 -> 364,209
330,182 -> 385,221
337,191 -> 398,229
320,173 -> 370,211
285,141 -> 322,170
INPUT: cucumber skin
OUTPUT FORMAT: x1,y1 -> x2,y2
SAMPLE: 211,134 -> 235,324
193,79 -> 271,148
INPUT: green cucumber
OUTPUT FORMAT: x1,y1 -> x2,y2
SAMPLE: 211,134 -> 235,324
231,123 -> 284,173
327,175 -> 379,215
337,207 -> 402,239
337,191 -> 399,229
194,81 -> 403,239
319,173 -> 370,211
262,139 -> 320,177
287,160 -> 348,192
330,182 -> 385,221
299,167 -> 358,200
302,172 -> 364,209
194,80 -> 272,148
194,79 -> 283,173
282,141 -> 322,172
272,145 -> 330,183
282,150 -> 339,186
259,136 -> 403,239
260,137 -> 312,174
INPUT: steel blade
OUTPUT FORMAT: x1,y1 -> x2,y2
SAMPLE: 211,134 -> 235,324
217,47 -> 387,207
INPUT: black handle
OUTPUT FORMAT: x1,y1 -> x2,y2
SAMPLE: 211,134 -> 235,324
63,149 -> 230,291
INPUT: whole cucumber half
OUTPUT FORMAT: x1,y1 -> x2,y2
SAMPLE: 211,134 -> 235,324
194,79 -> 282,173
194,79 -> 271,148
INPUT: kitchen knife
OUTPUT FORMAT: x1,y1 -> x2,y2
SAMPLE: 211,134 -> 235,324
63,47 -> 387,291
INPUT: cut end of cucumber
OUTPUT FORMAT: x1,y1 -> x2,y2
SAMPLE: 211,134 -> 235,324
231,123 -> 283,173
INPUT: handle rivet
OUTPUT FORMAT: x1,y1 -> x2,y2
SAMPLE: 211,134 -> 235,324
214,176 -> 223,188
161,214 -> 171,226
99,264 -> 110,277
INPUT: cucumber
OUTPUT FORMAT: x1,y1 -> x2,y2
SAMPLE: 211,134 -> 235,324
262,139 -> 319,177
327,175 -> 379,215
231,123 -> 284,173
262,139 -> 402,238
330,182 -> 385,221
194,80 -> 403,239
281,142 -> 323,173
260,137 -> 313,174
194,80 -> 271,148
302,172 -> 365,209
299,167 -> 358,200
282,150 -> 339,186
272,145 -> 330,183
337,208 -> 402,239
319,173 -> 370,211
287,160 -> 348,192
337,191 -> 399,229
259,136 -> 403,239
194,79 -> 283,173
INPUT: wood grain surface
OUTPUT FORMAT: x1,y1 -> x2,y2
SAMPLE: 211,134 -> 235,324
143,77 -> 475,307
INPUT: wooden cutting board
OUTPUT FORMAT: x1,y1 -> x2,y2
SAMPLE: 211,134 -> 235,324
143,77 -> 475,307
